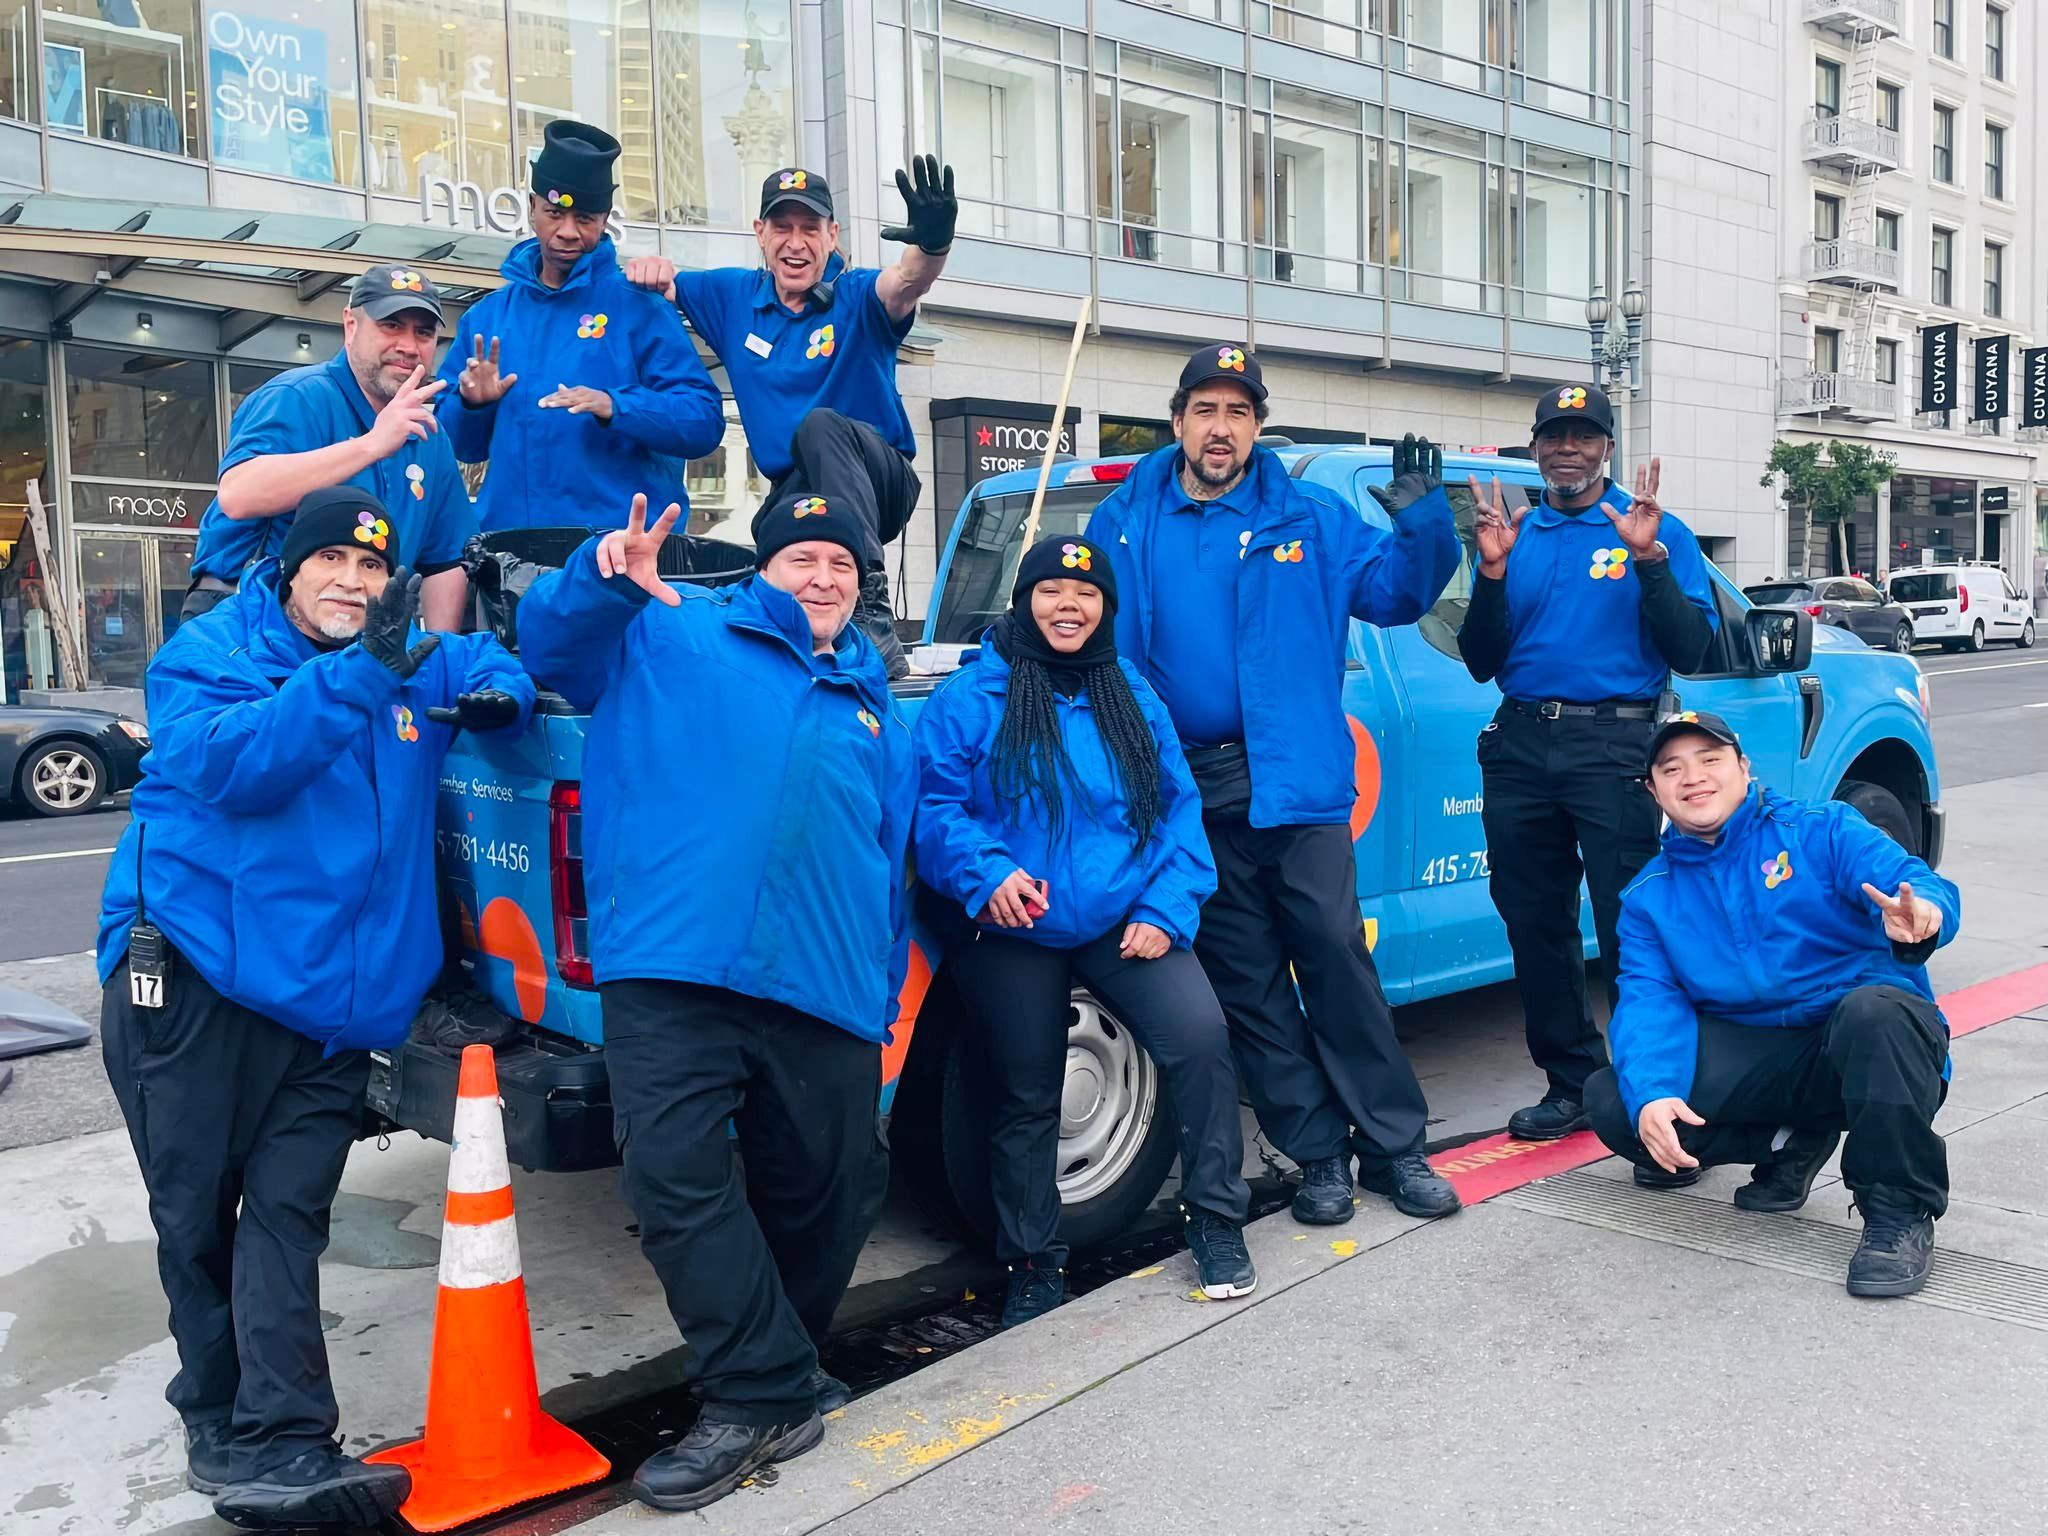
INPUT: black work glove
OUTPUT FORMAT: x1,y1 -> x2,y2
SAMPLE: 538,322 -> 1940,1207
881,154 -> 957,255
1367,433 -> 1445,516
426,689 -> 521,733
361,566 -> 441,680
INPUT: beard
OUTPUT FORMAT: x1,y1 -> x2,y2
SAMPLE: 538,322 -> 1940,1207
1541,467 -> 1600,499
1184,445 -> 1248,491
286,590 -> 366,646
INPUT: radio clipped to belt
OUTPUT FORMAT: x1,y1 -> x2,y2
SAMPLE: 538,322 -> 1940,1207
127,826 -> 172,1009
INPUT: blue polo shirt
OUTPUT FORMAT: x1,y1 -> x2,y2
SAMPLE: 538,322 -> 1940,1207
191,351 -> 477,580
1495,479 -> 1719,703
1140,475 -> 1257,747
674,255 -> 915,481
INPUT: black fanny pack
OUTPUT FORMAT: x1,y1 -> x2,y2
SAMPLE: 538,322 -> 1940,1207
1183,741 -> 1252,815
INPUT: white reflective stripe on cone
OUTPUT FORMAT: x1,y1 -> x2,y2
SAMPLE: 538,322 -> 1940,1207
439,1213 -> 523,1290
448,1093 -> 513,1195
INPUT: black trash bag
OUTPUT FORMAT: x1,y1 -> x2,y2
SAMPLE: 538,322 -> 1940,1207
412,979 -> 525,1057
461,528 -> 757,650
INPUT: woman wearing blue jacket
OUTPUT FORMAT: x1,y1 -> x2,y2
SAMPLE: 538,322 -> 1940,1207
914,537 -> 1255,1328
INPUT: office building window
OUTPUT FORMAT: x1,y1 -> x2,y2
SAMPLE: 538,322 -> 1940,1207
1876,338 -> 1899,385
1984,240 -> 2004,316
1813,192 -> 1841,241
1398,117 -> 1499,311
1876,80 -> 1901,131
1814,57 -> 1840,118
1931,225 -> 1953,306
653,0 -> 795,229
37,0 -> 203,156
1257,0 -> 1363,64
1984,122 -> 2006,198
201,0 -> 362,185
1933,0 -> 1954,57
1932,103 -> 1955,183
1095,47 -> 1241,275
912,3 -> 1066,247
1403,0 -> 1491,92
1876,209 -> 1900,251
1515,0 -> 1613,114
1986,5 -> 2006,78
1253,83 -> 1368,292
363,0 -> 513,195
1,0 -> 32,122
1514,147 -> 1598,322
507,0 -> 658,222
65,348 -> 218,486
1813,327 -> 1841,375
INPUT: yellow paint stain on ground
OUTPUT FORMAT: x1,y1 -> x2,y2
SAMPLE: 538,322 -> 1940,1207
1329,1239 -> 1359,1257
856,1429 -> 909,1453
849,1479 -> 870,1490
1127,1265 -> 1164,1279
1292,1233 -> 1308,1241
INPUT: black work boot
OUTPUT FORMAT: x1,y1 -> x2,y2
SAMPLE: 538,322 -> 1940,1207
184,1417 -> 233,1496
1633,1162 -> 1702,1190
1182,1207 -> 1258,1299
1846,1198 -> 1936,1298
1509,1096 -> 1590,1141
812,1367 -> 852,1414
857,567 -> 909,679
1291,1154 -> 1357,1225
1359,1151 -> 1462,1218
212,1445 -> 411,1529
1734,1128 -> 1841,1213
1000,1255 -> 1068,1328
631,1409 -> 824,1512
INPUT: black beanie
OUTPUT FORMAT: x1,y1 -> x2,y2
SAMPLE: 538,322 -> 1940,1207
754,491 -> 867,566
532,120 -> 620,215
1012,535 -> 1117,617
278,485 -> 399,589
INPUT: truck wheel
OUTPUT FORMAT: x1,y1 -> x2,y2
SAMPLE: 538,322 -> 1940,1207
1834,779 -> 1918,857
1966,621 -> 1986,653
2018,619 -> 2035,650
892,981 -> 1178,1253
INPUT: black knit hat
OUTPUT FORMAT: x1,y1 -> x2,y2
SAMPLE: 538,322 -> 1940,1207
532,120 -> 620,215
278,485 -> 398,589
1012,535 -> 1117,616
754,491 -> 866,566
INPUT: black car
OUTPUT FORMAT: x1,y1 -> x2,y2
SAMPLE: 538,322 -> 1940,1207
0,704 -> 150,817
1742,577 -> 1916,652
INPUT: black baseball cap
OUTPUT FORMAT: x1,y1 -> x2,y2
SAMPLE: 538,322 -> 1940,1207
1532,382 -> 1615,439
1645,710 -> 1744,774
760,167 -> 834,221
349,262 -> 445,325
1178,342 -> 1267,405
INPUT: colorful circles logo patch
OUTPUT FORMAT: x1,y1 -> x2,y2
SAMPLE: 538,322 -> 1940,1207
546,188 -> 574,208
1060,542 -> 1094,572
806,324 -> 836,360
856,707 -> 881,738
577,311 -> 609,340
779,169 -> 809,190
1589,546 -> 1629,580
793,497 -> 828,518
353,511 -> 390,551
392,705 -> 420,743
1762,851 -> 1794,890
388,268 -> 423,292
1217,346 -> 1247,372
1556,386 -> 1588,410
1272,540 -> 1305,564
405,464 -> 425,501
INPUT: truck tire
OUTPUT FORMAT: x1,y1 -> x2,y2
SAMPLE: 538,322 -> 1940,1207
1834,779 -> 1918,857
891,980 -> 1179,1254
1966,621 -> 1986,653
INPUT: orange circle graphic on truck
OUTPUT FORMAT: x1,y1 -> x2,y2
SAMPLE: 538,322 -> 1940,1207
479,897 -> 548,1023
883,942 -> 932,1087
1347,715 -> 1382,841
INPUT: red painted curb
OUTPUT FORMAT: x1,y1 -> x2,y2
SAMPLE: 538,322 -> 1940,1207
1429,962 -> 2048,1206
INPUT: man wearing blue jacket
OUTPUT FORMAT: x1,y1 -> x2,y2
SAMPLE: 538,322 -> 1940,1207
437,120 -> 725,532
1086,344 -> 1463,1225
517,490 -> 914,1513
1584,712 -> 1959,1298
97,486 -> 533,1527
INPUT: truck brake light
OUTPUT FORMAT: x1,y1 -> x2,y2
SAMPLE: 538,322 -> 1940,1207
1803,603 -> 1824,617
549,782 -> 594,987
1958,584 -> 1969,613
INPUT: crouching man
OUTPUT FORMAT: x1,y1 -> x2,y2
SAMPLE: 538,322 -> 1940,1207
96,485 -> 534,1528
1584,711 -> 1960,1299
516,491 -> 914,1512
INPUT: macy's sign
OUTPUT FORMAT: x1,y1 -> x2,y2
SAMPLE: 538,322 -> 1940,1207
418,174 -> 626,241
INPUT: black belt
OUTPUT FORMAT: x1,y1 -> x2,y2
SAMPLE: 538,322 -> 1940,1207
189,575 -> 238,594
1508,699 -> 1658,722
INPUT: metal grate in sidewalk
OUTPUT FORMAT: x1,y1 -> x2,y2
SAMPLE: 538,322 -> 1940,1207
1506,1169 -> 2048,1332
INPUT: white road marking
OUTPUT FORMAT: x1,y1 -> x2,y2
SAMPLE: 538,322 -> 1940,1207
1920,657 -> 2048,677
0,846 -> 116,867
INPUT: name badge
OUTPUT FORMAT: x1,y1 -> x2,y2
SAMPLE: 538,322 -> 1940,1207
745,333 -> 773,359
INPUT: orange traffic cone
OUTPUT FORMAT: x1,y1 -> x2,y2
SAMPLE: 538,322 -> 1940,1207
368,1044 -> 610,1530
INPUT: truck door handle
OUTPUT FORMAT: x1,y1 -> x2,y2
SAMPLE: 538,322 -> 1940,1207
1798,674 -> 1824,760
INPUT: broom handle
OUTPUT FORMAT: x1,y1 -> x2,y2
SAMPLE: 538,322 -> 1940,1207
1017,294 -> 1093,553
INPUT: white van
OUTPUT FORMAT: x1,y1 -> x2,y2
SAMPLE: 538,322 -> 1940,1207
1886,563 -> 2036,651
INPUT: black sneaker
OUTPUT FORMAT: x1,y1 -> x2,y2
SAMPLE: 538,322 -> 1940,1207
212,1445 -> 411,1530
1291,1154 -> 1357,1225
1182,1208 -> 1257,1299
1359,1152 -> 1462,1218
1000,1256 -> 1068,1328
1633,1163 -> 1702,1190
812,1367 -> 852,1414
1508,1097 -> 1590,1141
1733,1128 -> 1841,1213
184,1417 -> 232,1496
631,1409 -> 824,1512
1846,1200 -> 1936,1299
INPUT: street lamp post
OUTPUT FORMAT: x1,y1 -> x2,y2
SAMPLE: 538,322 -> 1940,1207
1586,281 -> 1646,483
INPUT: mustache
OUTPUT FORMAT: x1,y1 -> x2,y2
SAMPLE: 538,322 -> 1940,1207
316,586 -> 366,605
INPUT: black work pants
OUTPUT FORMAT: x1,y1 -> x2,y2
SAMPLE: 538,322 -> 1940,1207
1194,818 -> 1429,1167
1479,703 -> 1664,1101
100,955 -> 368,1481
1584,985 -> 1950,1217
600,981 -> 888,1425
949,926 -> 1252,1268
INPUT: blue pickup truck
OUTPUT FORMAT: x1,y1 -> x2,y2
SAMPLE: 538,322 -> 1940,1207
366,445 -> 1944,1250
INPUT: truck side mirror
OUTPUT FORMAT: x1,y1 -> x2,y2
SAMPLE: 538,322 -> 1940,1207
1746,606 -> 1813,674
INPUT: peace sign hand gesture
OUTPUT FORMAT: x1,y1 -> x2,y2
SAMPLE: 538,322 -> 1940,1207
1861,880 -> 1943,946
459,334 -> 518,406
1603,456 -> 1666,560
595,494 -> 682,607
1469,474 -> 1528,579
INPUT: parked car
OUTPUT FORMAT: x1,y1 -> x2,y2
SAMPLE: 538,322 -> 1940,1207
1743,577 -> 1915,652
1886,563 -> 2036,652
368,448 -> 1946,1254
0,703 -> 150,816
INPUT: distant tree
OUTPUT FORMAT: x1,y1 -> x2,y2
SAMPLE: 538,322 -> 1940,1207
1761,439 -> 1897,577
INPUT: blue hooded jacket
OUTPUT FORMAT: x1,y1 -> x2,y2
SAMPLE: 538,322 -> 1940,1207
95,564 -> 535,1052
516,545 -> 915,1042
1086,445 -> 1460,828
913,638 -> 1216,951
1611,786 -> 1961,1122
437,237 -> 725,532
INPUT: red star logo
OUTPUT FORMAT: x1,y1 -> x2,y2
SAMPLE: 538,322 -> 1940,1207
976,426 -> 993,447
